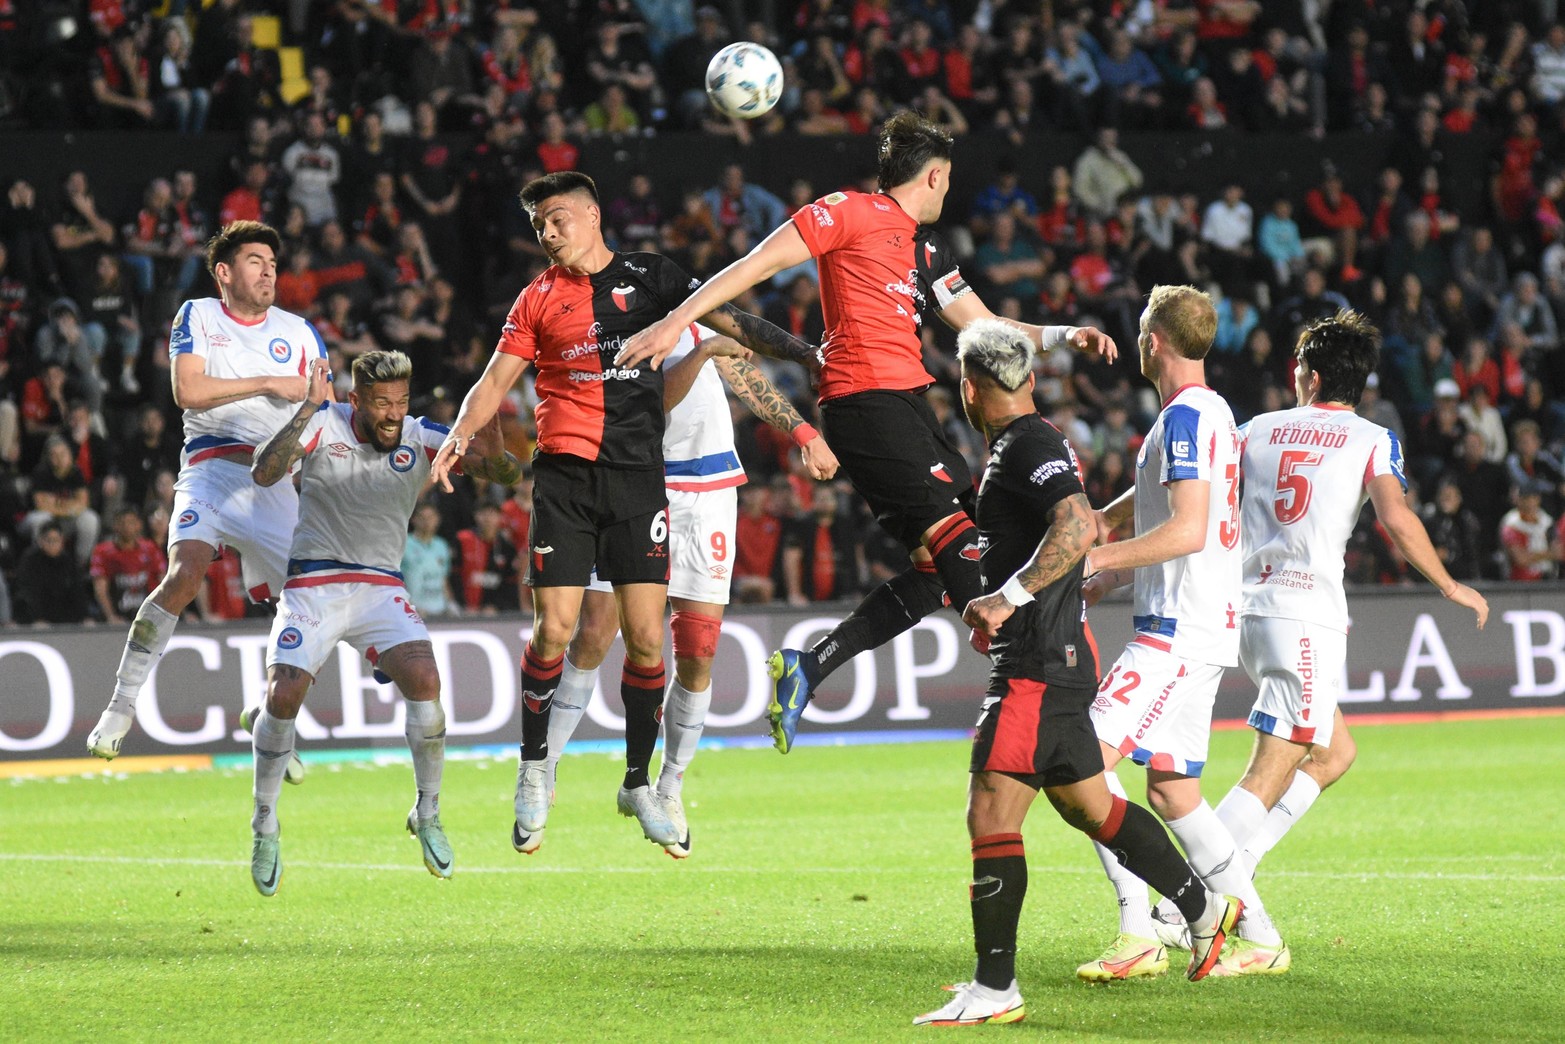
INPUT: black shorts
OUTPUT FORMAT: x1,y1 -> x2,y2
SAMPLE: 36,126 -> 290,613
527,453 -> 669,588
820,389 -> 974,549
970,678 -> 1101,790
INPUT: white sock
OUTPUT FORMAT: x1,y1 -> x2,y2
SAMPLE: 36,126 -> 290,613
251,710 -> 296,835
1164,801 -> 1281,946
544,657 -> 596,786
1244,771 -> 1322,869
1215,785 -> 1269,853
1094,771 -> 1155,938
110,599 -> 178,707
656,680 -> 711,800
404,698 -> 446,821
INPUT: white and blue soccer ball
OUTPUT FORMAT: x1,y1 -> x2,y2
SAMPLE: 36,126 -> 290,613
705,42 -> 783,119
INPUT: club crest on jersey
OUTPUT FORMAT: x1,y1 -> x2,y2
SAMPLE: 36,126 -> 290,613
176,509 -> 199,528
610,284 -> 635,311
390,445 -> 417,472
268,338 -> 292,363
277,626 -> 303,649
930,463 -> 952,482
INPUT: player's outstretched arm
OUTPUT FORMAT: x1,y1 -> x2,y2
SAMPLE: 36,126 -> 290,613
1369,473 -> 1489,629
715,355 -> 839,480
461,414 -> 523,487
663,334 -> 750,412
1086,478 -> 1209,575
936,293 -> 1119,364
252,359 -> 332,487
172,352 -> 307,411
616,222 -> 813,370
432,351 -> 527,493
963,492 -> 1096,638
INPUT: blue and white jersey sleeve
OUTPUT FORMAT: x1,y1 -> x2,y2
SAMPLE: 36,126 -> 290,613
1159,403 -> 1209,485
1367,428 -> 1406,492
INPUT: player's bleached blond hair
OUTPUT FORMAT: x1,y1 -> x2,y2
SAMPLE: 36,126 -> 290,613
1144,284 -> 1217,360
352,350 -> 413,390
957,318 -> 1033,392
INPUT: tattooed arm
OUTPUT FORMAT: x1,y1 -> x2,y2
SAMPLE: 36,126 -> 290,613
962,492 -> 1096,638
459,414 -> 523,487
252,359 -> 331,487
715,354 -> 839,479
698,302 -> 820,372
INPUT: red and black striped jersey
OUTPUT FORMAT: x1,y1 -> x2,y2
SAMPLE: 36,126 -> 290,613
790,190 -> 973,402
977,414 -> 1100,689
496,252 -> 699,469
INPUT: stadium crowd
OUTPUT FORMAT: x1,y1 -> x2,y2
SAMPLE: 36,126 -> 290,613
2,0 -> 1565,625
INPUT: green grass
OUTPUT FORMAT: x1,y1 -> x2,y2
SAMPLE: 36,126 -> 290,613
4,718 -> 1564,1041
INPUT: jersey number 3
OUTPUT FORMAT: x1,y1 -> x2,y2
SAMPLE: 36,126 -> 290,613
1273,449 -> 1323,525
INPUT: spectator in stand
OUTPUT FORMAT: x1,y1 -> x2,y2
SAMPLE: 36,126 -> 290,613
455,500 -> 521,614
1185,76 -> 1228,129
1043,21 -> 1100,134
1451,226 -> 1508,327
1507,420 -> 1565,518
534,111 -> 581,173
1356,371 -> 1405,443
281,111 -> 342,227
34,299 -> 106,415
14,521 -> 87,626
1385,274 -> 1442,352
1422,478 -> 1483,582
153,18 -> 209,134
1257,197 -> 1305,287
944,22 -> 1000,125
402,502 -> 455,617
703,164 -> 788,241
1494,272 -> 1558,357
733,483 -> 781,603
584,19 -> 659,124
1531,23 -> 1565,107
1095,28 -> 1164,130
1200,182 -> 1255,291
900,19 -> 944,97
781,486 -> 862,604
219,159 -> 272,230
116,402 -> 181,512
1071,127 -> 1143,222
1303,169 -> 1365,281
664,7 -> 731,127
1273,266 -> 1349,344
1360,167 -> 1414,277
25,434 -> 101,565
50,171 -> 118,302
64,400 -> 116,512
92,26 -> 155,129
354,171 -> 404,257
1385,211 -> 1450,291
311,219 -> 387,316
1458,383 -> 1507,464
80,254 -> 142,395
410,22 -> 480,127
1447,429 -> 1511,576
974,211 -> 1045,308
1500,481 -> 1559,581
90,507 -> 166,624
584,83 -> 643,135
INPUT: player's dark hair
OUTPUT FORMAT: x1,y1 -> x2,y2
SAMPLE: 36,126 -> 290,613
876,111 -> 953,191
205,220 -> 282,277
519,171 -> 599,218
352,350 -> 414,391
1144,284 -> 1216,361
1296,309 -> 1381,407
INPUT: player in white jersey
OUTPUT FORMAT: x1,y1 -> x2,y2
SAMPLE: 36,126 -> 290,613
242,351 -> 521,895
520,324 -> 838,857
1072,285 -> 1285,982
1140,312 -> 1488,971
88,222 -> 325,762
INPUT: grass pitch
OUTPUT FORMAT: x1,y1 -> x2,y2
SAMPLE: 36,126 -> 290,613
4,717 -> 1563,1041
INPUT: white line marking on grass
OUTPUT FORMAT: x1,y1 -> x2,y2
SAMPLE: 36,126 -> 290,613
0,853 -> 1559,882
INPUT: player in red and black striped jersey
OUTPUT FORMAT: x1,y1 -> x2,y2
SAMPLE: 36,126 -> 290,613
914,321 -> 1239,1023
619,112 -> 1120,754
429,171 -> 822,852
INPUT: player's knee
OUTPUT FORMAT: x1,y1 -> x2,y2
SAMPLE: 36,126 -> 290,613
400,664 -> 442,703
265,670 -> 310,719
530,617 -> 575,655
1145,782 -> 1189,821
1312,734 -> 1356,788
671,610 -> 721,661
157,559 -> 205,611
673,656 -> 714,692
620,623 -> 664,665
567,624 -> 616,668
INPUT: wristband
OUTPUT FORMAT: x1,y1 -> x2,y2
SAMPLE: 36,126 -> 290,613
790,422 -> 819,448
1000,575 -> 1033,607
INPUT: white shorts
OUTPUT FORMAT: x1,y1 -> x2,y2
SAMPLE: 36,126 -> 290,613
1090,639 -> 1226,777
171,461 -> 297,601
586,486 -> 736,604
266,581 -> 430,678
1240,616 -> 1345,748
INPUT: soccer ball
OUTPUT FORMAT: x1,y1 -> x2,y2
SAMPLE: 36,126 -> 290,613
705,42 -> 783,119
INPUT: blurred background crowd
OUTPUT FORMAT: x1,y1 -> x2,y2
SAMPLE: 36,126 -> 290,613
1,0 -> 1564,627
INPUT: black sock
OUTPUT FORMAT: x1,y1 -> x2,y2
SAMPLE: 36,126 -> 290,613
621,658 -> 666,789
969,832 -> 1027,990
803,564 -> 946,686
1091,796 -> 1207,924
519,643 -> 563,761
927,514 -> 985,609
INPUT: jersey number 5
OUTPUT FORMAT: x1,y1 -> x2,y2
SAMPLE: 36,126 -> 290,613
1273,450 -> 1323,525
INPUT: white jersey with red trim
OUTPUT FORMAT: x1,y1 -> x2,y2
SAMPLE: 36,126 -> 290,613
663,323 -> 746,493
284,403 -> 450,583
1240,404 -> 1406,632
169,298 -> 328,464
1131,384 -> 1243,666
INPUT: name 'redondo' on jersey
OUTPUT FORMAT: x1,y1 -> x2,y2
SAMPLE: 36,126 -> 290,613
497,252 -> 699,469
